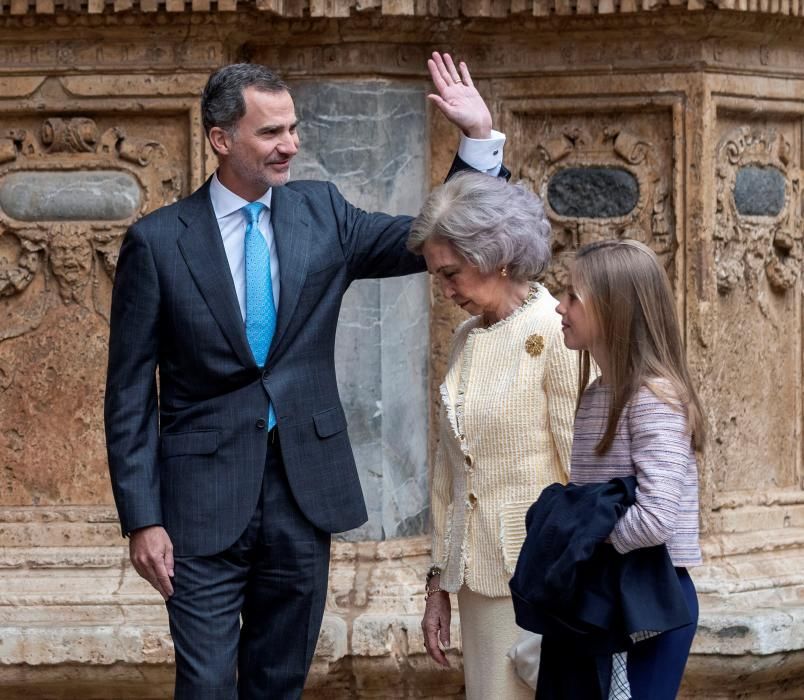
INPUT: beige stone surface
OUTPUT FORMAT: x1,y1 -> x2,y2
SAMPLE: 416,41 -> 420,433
0,517 -> 466,698
0,4 -> 803,699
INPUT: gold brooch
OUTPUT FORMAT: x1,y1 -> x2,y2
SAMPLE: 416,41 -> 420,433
525,334 -> 545,357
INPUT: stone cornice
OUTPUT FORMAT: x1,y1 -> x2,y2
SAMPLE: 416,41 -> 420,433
1,0 -> 802,18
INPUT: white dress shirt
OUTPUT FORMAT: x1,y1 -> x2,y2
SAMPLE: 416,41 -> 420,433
459,129 -> 506,177
209,132 -> 506,320
210,173 -> 280,321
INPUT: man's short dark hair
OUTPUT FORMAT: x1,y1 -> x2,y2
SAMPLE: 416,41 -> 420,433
201,63 -> 290,135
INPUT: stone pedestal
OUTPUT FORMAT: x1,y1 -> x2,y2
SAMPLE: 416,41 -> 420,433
0,511 -> 462,699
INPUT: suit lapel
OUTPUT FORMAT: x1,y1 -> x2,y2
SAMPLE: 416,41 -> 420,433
176,180 -> 255,368
269,185 -> 311,360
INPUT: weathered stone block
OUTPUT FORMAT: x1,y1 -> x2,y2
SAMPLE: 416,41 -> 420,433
0,171 -> 141,221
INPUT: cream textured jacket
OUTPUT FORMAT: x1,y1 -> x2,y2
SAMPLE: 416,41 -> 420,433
431,285 -> 579,598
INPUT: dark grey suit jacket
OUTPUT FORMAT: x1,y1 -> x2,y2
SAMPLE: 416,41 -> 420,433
105,177 -> 427,556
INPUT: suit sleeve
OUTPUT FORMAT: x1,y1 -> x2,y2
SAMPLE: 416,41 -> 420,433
324,182 -> 424,281
446,154 -> 511,182
331,156 -> 510,280
104,224 -> 162,536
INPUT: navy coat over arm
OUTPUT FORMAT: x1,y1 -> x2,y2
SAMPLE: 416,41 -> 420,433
509,477 -> 693,699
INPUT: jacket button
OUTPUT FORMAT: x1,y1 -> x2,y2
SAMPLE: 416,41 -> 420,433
255,418 -> 266,430
262,370 -> 270,381
464,454 -> 474,468
467,492 -> 478,508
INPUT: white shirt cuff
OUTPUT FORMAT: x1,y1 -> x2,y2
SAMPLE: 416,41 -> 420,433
457,129 -> 506,176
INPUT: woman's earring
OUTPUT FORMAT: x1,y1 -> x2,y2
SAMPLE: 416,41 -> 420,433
500,267 -> 508,278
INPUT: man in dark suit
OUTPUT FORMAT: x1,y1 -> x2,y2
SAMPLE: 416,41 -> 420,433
104,53 -> 507,699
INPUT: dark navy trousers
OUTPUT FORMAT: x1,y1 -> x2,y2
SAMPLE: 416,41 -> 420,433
627,568 -> 699,699
166,436 -> 331,700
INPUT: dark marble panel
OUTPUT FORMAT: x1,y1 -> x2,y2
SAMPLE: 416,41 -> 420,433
733,165 -> 785,217
548,166 -> 639,218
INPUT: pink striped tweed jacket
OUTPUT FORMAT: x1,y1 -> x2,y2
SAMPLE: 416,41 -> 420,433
570,378 -> 702,567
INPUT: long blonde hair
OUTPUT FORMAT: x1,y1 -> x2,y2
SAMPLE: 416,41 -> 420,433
573,239 -> 705,455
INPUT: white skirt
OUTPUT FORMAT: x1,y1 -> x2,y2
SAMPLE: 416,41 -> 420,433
457,586 -> 534,700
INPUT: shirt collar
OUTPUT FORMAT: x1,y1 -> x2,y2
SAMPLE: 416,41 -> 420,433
209,171 -> 273,221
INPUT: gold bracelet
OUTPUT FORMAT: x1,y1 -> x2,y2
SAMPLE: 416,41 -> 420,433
424,586 -> 447,601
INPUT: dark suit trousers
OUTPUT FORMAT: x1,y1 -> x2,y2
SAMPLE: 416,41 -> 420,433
166,437 -> 332,700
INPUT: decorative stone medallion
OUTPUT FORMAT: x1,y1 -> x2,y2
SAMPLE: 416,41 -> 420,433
714,125 -> 802,294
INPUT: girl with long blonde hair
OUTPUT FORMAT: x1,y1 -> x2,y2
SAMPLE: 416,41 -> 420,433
556,238 -> 704,698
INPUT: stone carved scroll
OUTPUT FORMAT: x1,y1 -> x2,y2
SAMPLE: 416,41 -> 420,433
518,123 -> 674,294
41,117 -> 99,153
714,126 -> 802,295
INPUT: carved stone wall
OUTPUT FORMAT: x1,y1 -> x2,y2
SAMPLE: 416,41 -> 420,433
0,113 -> 184,507
0,5 -> 803,700
514,110 -> 677,291
709,120 -> 801,495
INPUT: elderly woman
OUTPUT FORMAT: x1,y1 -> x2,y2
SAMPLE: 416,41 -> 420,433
409,172 -> 578,699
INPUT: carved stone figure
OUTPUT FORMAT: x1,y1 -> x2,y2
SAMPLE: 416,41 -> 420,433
49,224 -> 93,304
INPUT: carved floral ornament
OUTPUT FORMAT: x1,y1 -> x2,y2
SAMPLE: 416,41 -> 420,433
0,117 -> 182,337
715,125 -> 802,294
517,125 -> 674,294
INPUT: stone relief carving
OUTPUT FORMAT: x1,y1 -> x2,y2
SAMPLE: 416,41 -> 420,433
0,115 -> 183,506
0,232 -> 39,300
0,116 -> 181,326
714,125 -> 802,294
517,123 -> 674,294
0,40 -> 223,71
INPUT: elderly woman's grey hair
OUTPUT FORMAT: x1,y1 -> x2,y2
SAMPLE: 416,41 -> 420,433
407,172 -> 552,282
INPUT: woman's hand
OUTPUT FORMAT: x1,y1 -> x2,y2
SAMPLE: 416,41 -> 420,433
426,52 -> 493,140
421,577 -> 451,667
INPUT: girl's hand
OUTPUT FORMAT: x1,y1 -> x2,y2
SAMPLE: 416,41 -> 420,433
421,583 -> 452,667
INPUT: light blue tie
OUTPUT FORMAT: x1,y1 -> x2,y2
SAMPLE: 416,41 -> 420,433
243,201 -> 277,430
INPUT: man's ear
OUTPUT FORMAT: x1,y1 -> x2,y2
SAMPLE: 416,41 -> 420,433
208,127 -> 231,157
